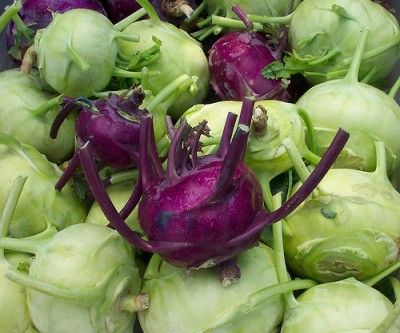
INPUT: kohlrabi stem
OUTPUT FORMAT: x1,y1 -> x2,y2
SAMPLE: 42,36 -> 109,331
191,121 -> 208,167
248,13 -> 293,25
302,149 -> 321,165
66,43 -> 90,72
298,109 -> 317,154
149,119 -> 164,178
344,28 -> 369,83
392,277 -> 400,299
246,279 -> 316,310
140,118 -> 161,188
272,194 -> 300,309
258,172 -> 273,211
251,106 -> 268,137
0,237 -> 39,254
119,177 -> 143,220
232,5 -> 253,30
144,74 -> 192,113
217,112 -> 238,158
6,268 -> 101,303
198,25 -> 223,41
167,120 -> 189,181
184,0 -> 206,23
211,16 -> 262,31
110,169 -> 139,184
0,176 -> 26,258
119,293 -> 149,312
114,8 -> 147,31
113,68 -> 160,79
365,261 -> 400,287
20,45 -> 36,74
136,0 -> 161,24
283,138 -> 310,183
0,0 -> 21,33
50,97 -> 82,139
389,75 -> 400,99
12,14 -> 33,42
113,31 -> 140,43
55,153 -> 80,191
30,95 -> 64,118
372,141 -> 388,180
372,295 -> 400,333
239,97 -> 255,130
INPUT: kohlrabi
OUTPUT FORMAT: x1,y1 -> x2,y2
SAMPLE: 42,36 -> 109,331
281,278 -> 400,333
0,132 -> 86,238
118,0 -> 209,118
75,97 -> 348,269
27,8 -> 148,97
5,0 -> 106,60
0,177 -> 36,333
0,69 -> 75,163
261,0 -> 400,85
208,31 -> 290,101
283,141 -> 400,282
53,74 -> 196,192
296,29 -> 400,173
139,244 -> 307,333
0,221 -> 148,333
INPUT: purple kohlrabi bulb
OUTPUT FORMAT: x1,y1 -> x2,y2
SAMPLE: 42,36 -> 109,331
209,31 -> 289,101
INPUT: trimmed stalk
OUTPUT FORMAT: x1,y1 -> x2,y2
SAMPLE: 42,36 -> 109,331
119,293 -> 149,312
30,95 -> 64,118
0,0 -> 21,32
114,8 -> 147,31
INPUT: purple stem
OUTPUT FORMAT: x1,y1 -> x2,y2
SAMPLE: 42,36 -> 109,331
55,152 -> 80,191
50,97 -> 79,139
238,97 -> 255,129
225,128 -> 350,248
212,126 -> 249,201
217,112 -> 238,158
78,142 -> 192,253
167,120 -> 190,181
119,175 -> 143,220
166,116 -> 175,140
149,119 -> 164,179
232,5 -> 253,30
191,121 -> 208,168
140,117 -> 159,191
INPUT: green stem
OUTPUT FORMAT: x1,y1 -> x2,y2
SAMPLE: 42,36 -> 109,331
66,43 -> 90,72
12,14 -> 33,42
197,15 -> 213,28
391,278 -> 400,300
198,25 -> 223,41
272,194 -> 300,309
135,0 -> 161,24
298,109 -> 317,155
0,237 -> 39,254
372,141 -> 389,180
30,94 -> 63,117
110,169 -> 139,184
184,0 -> 206,23
0,0 -> 21,33
389,76 -> 400,99
0,176 -> 27,258
143,74 -> 192,112
248,13 -> 293,25
247,279 -> 316,310
6,268 -> 100,304
112,67 -> 160,78
360,67 -> 376,84
303,149 -> 321,166
119,293 -> 149,312
365,261 -> 400,287
344,28 -> 369,83
372,295 -> 400,333
211,15 -> 246,29
113,31 -> 140,43
258,172 -> 273,211
114,8 -> 147,31
283,138 -> 310,183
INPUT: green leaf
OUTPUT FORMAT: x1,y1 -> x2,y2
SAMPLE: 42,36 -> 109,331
262,61 -> 291,80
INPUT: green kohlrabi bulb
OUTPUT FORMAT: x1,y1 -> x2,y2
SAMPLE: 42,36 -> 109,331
0,70 -> 75,163
0,133 -> 86,238
0,223 -> 146,333
119,1 -> 209,118
284,142 -> 400,282
281,278 -> 399,333
288,0 -> 400,85
138,243 -> 285,333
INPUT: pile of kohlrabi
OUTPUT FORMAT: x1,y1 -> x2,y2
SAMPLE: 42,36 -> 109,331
0,0 -> 399,332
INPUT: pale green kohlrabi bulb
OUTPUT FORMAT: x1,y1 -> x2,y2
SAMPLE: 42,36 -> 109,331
0,223 -> 146,333
138,243 -> 286,333
119,1 -> 209,118
297,28 -> 400,173
0,70 -> 75,163
0,132 -> 86,238
284,142 -> 400,282
281,278 -> 400,333
288,0 -> 400,85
